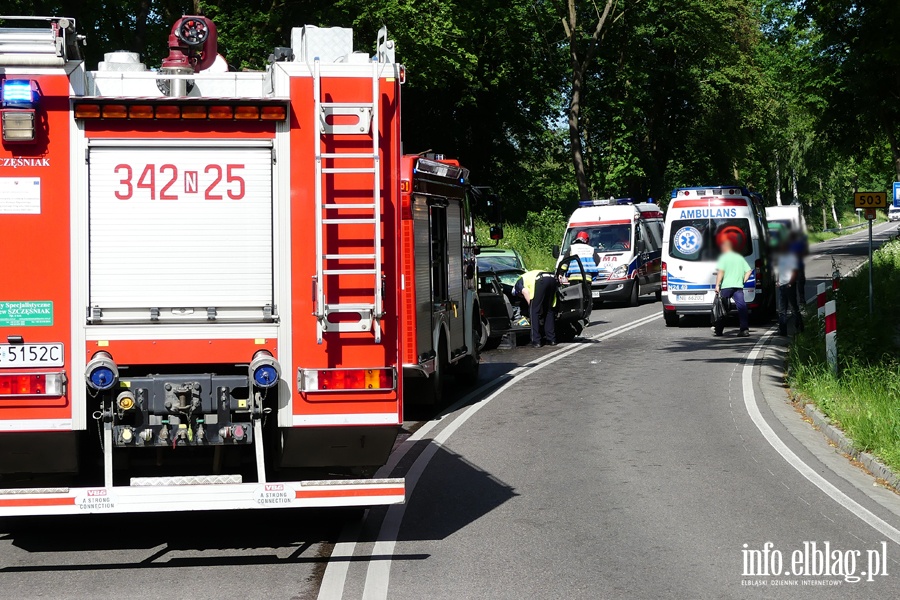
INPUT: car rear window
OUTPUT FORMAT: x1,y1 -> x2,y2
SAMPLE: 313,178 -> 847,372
668,218 -> 752,262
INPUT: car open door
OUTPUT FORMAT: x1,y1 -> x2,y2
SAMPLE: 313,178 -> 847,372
477,271 -> 513,342
555,255 -> 592,332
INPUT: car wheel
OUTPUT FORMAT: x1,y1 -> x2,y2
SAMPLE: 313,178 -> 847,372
629,279 -> 640,307
664,311 -> 679,327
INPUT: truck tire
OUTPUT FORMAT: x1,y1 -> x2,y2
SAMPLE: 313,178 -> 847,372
655,289 -> 662,302
664,311 -> 679,327
406,339 -> 446,406
453,322 -> 481,385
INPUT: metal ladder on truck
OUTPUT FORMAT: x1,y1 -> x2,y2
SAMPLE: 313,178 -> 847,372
312,58 -> 383,344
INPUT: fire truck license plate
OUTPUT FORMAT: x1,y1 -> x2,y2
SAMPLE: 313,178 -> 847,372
0,344 -> 64,368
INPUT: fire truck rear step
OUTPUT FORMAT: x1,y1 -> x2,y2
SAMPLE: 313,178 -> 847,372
322,218 -> 376,224
324,253 -> 377,260
130,475 -> 242,486
324,203 -> 377,209
321,152 -> 378,159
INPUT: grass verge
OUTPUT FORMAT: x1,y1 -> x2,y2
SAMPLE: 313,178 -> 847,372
787,239 -> 900,470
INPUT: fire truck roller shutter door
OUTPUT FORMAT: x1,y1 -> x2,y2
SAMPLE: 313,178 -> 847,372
447,199 -> 465,352
88,145 -> 274,320
413,196 -> 433,357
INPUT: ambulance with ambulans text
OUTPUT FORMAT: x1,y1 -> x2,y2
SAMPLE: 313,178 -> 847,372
555,199 -> 665,306
661,187 -> 774,327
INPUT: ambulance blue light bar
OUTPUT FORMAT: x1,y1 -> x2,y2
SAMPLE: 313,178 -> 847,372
579,198 -> 635,207
1,80 -> 37,107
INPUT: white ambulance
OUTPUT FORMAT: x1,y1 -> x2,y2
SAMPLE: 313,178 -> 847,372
661,187 -> 774,326
555,199 -> 665,306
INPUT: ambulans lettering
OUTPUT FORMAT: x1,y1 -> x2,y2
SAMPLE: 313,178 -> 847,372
112,163 -> 245,201
677,208 -> 738,219
0,157 -> 50,168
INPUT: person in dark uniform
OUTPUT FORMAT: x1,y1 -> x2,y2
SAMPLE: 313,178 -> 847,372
514,270 -> 559,348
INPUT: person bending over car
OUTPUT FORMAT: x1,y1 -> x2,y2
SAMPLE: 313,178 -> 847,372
514,270 -> 559,348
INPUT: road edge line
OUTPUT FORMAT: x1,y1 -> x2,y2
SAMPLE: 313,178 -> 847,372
741,332 -> 900,546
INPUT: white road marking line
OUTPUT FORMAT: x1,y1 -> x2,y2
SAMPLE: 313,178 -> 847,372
317,311 -> 661,600
742,332 -> 900,546
356,313 -> 661,600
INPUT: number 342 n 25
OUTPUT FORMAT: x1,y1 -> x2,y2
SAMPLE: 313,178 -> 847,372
113,163 -> 246,201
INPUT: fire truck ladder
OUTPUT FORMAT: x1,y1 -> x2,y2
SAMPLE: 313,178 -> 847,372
313,58 -> 383,344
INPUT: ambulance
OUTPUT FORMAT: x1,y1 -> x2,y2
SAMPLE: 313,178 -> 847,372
661,187 -> 774,326
555,199 -> 665,306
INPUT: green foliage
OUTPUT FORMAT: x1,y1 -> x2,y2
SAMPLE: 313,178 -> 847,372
476,208 -> 567,271
6,0 -> 899,223
788,239 -> 900,469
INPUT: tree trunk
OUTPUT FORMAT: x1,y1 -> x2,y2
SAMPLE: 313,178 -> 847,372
774,150 -> 782,205
563,0 -> 618,202
791,168 -> 799,205
831,203 -> 840,229
567,67 -> 590,200
819,177 -> 826,229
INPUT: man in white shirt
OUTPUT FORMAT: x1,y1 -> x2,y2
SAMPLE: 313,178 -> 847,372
776,244 -> 803,336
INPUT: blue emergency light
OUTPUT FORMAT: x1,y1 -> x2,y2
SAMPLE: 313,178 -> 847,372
1,80 -> 36,107
578,198 -> 635,207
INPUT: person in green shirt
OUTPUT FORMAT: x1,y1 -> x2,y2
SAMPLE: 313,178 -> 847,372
714,238 -> 753,337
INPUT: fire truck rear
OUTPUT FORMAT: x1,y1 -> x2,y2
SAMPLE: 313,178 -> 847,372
0,16 -> 405,515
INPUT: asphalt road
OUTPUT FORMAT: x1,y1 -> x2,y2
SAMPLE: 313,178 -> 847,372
319,220 -> 900,599
0,222 -> 896,599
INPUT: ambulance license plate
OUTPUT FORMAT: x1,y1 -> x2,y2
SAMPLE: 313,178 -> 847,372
0,344 -> 64,368
677,294 -> 706,303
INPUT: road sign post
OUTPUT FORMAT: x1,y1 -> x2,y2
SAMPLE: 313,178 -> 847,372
825,300 -> 837,374
867,210 -> 875,315
854,193 -> 885,315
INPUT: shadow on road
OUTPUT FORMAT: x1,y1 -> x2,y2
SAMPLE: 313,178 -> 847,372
360,444 -> 517,544
0,506 -> 373,572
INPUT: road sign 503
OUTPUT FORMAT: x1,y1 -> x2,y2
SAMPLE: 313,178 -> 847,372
853,192 -> 887,209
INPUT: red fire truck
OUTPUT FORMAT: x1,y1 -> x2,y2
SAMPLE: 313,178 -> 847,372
0,16 -> 407,515
399,155 -> 488,405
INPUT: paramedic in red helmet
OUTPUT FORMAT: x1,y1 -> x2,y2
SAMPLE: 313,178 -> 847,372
713,237 -> 753,337
562,230 -> 599,282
